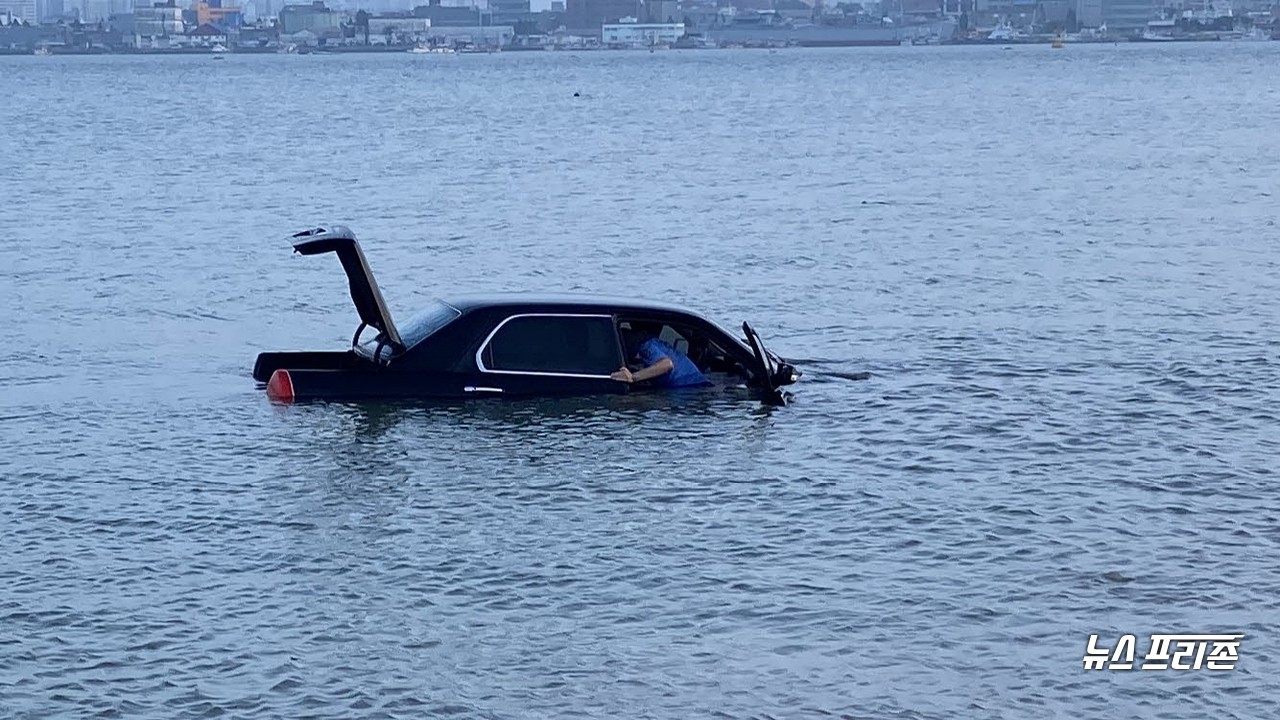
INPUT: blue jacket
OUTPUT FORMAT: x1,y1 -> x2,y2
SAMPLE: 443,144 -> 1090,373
637,338 -> 710,388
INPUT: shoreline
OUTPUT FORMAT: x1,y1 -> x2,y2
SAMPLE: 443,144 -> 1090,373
4,35 -> 1275,56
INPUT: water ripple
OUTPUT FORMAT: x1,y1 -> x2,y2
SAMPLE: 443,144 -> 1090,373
2,44 -> 1280,719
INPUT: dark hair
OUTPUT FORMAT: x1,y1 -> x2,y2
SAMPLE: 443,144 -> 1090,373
619,321 -> 657,356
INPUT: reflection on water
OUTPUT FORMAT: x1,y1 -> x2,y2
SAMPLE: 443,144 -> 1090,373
274,383 -> 778,441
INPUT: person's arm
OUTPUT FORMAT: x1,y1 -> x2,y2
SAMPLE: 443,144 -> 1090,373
632,356 -> 674,382
611,356 -> 673,383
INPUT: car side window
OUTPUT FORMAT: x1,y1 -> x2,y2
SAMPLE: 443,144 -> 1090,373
482,315 -> 621,376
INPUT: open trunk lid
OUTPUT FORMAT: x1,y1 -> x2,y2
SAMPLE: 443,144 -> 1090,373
289,226 -> 404,354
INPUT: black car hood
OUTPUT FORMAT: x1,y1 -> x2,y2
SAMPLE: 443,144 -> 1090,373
290,226 -> 405,351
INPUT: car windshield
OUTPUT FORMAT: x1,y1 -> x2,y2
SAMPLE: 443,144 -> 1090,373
396,299 -> 461,348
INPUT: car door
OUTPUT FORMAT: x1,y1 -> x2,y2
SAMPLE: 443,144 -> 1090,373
469,313 -> 628,398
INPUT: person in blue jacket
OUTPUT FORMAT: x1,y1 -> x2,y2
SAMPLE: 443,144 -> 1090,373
611,323 -> 711,388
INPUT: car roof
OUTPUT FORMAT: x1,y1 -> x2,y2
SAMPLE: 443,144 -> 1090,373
439,292 -> 709,317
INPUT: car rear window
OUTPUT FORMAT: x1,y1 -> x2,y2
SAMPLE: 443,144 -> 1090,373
398,300 -> 462,349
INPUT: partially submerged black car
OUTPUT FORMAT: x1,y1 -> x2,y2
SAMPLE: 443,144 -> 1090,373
252,226 -> 801,405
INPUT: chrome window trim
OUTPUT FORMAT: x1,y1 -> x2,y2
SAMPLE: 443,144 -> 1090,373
475,313 -> 618,379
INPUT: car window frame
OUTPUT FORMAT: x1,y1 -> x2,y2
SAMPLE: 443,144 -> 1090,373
616,314 -> 744,376
475,312 -> 624,379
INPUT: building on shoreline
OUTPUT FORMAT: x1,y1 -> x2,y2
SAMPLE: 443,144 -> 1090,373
1099,0 -> 1155,32
601,18 -> 683,46
278,0 -> 337,33
488,0 -> 527,24
564,0 -> 639,34
411,0 -> 490,26
133,0 -> 183,46
191,0 -> 241,28
0,0 -> 37,22
365,12 -> 430,41
0,11 -> 40,48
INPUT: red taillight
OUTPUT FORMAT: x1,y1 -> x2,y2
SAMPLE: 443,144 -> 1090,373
266,369 -> 295,402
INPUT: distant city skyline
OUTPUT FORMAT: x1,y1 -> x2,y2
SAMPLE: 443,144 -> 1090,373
14,0 -> 558,22
8,0 -> 1277,41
